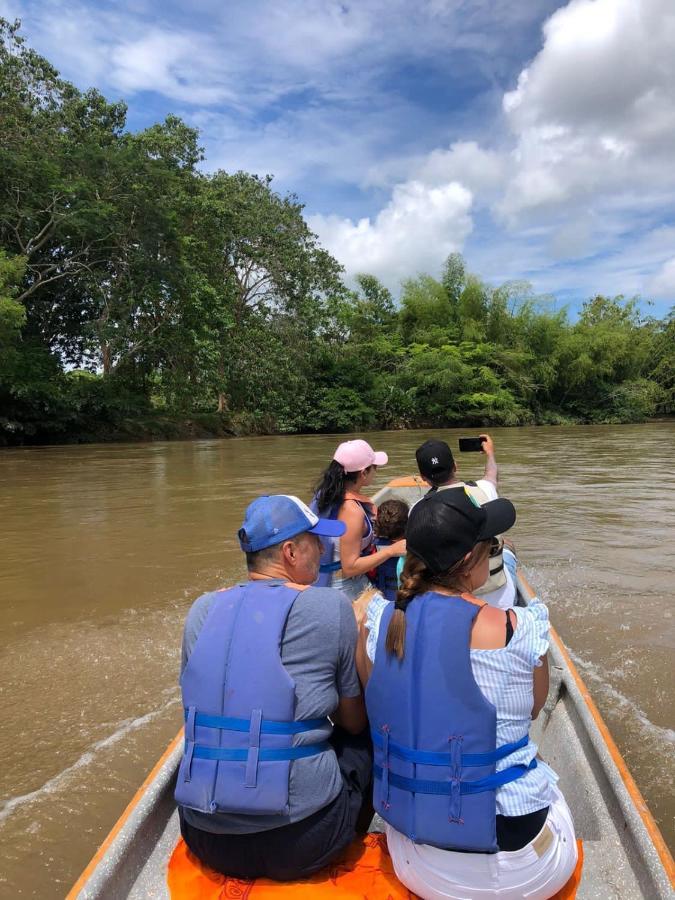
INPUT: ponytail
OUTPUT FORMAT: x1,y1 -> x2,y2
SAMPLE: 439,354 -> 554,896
385,555 -> 428,660
385,540 -> 492,661
313,460 -> 358,514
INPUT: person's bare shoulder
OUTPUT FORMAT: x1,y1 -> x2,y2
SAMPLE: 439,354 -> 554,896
338,499 -> 363,523
471,604 -> 514,650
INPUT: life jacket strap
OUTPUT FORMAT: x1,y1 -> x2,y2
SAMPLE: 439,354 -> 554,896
186,710 -> 330,734
372,758 -> 537,796
371,730 -> 529,766
319,560 -> 342,573
193,742 -> 331,762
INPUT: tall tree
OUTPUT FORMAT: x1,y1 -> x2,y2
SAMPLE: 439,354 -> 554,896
195,172 -> 343,412
0,19 -> 127,325
441,251 -> 466,327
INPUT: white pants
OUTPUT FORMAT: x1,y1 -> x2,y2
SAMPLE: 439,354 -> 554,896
385,786 -> 578,900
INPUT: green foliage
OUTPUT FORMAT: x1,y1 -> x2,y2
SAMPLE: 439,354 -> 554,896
0,250 -> 26,341
399,275 -> 457,345
647,310 -> 675,415
1,19 -> 673,444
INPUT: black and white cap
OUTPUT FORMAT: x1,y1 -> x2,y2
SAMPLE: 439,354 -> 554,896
415,439 -> 455,485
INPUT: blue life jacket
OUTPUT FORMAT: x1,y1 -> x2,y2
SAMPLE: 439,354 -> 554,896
373,539 -> 399,601
309,498 -> 341,587
310,496 -> 375,587
175,581 -> 331,816
365,592 -> 535,852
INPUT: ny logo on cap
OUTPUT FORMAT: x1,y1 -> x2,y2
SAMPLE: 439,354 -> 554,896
431,456 -> 439,464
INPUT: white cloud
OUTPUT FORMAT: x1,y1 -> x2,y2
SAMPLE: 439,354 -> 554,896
499,0 -> 675,222
109,32 -> 236,105
415,141 -> 506,197
15,0 -> 539,112
309,180 -> 473,289
0,0 -> 22,20
311,0 -> 675,300
9,0 -> 675,308
12,3 -> 242,107
466,223 -> 675,315
648,259 -> 675,300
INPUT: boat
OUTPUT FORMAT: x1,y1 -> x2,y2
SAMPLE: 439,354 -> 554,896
67,476 -> 675,899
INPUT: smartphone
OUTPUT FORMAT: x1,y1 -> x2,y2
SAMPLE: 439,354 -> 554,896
458,436 -> 486,453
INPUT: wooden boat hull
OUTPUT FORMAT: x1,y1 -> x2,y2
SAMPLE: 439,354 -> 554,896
68,478 -> 675,899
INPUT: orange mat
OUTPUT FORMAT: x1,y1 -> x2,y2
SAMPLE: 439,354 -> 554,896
167,832 -> 583,899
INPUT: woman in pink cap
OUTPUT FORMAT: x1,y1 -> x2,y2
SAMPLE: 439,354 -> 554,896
312,439 -> 406,600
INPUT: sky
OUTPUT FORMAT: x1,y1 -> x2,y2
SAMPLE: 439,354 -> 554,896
3,0 -> 675,316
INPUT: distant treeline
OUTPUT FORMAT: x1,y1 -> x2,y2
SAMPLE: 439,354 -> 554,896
1,19 -> 673,445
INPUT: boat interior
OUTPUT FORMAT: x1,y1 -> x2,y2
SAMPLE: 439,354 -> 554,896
68,479 -> 675,899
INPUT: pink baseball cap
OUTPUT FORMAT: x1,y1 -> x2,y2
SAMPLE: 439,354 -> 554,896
333,439 -> 388,472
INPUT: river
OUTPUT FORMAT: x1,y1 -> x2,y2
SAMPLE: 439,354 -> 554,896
0,424 -> 673,896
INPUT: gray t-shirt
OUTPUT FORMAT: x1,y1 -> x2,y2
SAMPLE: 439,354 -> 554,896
180,580 -> 361,834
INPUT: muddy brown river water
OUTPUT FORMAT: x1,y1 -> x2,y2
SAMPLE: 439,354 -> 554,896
1,424 -> 673,897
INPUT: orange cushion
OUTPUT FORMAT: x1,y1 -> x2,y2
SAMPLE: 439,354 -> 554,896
551,840 -> 584,899
167,833 -> 416,898
167,832 -> 584,899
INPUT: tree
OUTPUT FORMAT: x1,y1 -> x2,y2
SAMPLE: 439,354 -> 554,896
1,18 -> 672,442
649,308 -> 675,414
194,171 -> 343,412
399,275 -> 456,344
0,250 -> 26,344
79,116 -> 205,377
343,274 -> 396,341
457,276 -> 488,341
441,251 -> 466,328
0,20 -> 127,323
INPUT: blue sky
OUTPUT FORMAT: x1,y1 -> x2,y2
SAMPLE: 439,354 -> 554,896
4,0 -> 675,317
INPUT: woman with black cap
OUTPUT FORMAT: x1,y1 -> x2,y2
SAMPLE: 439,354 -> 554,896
356,489 -> 577,900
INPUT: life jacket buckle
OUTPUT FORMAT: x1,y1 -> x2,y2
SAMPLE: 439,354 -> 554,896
245,708 -> 263,788
183,706 -> 197,783
381,724 -> 391,809
448,734 -> 463,824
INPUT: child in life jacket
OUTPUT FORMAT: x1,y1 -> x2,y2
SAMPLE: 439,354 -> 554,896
371,499 -> 409,601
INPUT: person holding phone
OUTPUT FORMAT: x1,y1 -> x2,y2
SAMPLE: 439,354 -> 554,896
416,433 -> 498,498
414,434 -> 517,608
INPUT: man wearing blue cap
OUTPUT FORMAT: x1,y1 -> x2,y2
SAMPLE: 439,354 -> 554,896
175,495 -> 372,881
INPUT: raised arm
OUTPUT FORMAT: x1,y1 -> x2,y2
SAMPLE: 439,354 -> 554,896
480,433 -> 498,487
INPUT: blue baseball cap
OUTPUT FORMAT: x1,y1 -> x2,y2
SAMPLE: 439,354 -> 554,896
238,494 -> 346,552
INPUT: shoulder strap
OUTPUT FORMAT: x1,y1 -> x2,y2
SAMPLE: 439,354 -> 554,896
505,609 -> 515,645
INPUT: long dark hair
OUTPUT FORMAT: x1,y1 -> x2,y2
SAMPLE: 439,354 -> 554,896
314,460 -> 360,514
385,541 -> 492,660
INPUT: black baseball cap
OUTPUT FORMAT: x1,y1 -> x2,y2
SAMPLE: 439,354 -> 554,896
406,488 -> 516,574
416,439 -> 455,485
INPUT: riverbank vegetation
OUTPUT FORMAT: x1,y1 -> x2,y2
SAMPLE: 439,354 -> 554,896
1,20 -> 673,445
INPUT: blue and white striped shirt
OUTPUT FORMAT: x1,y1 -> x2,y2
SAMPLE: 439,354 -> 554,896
365,592 -> 557,816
